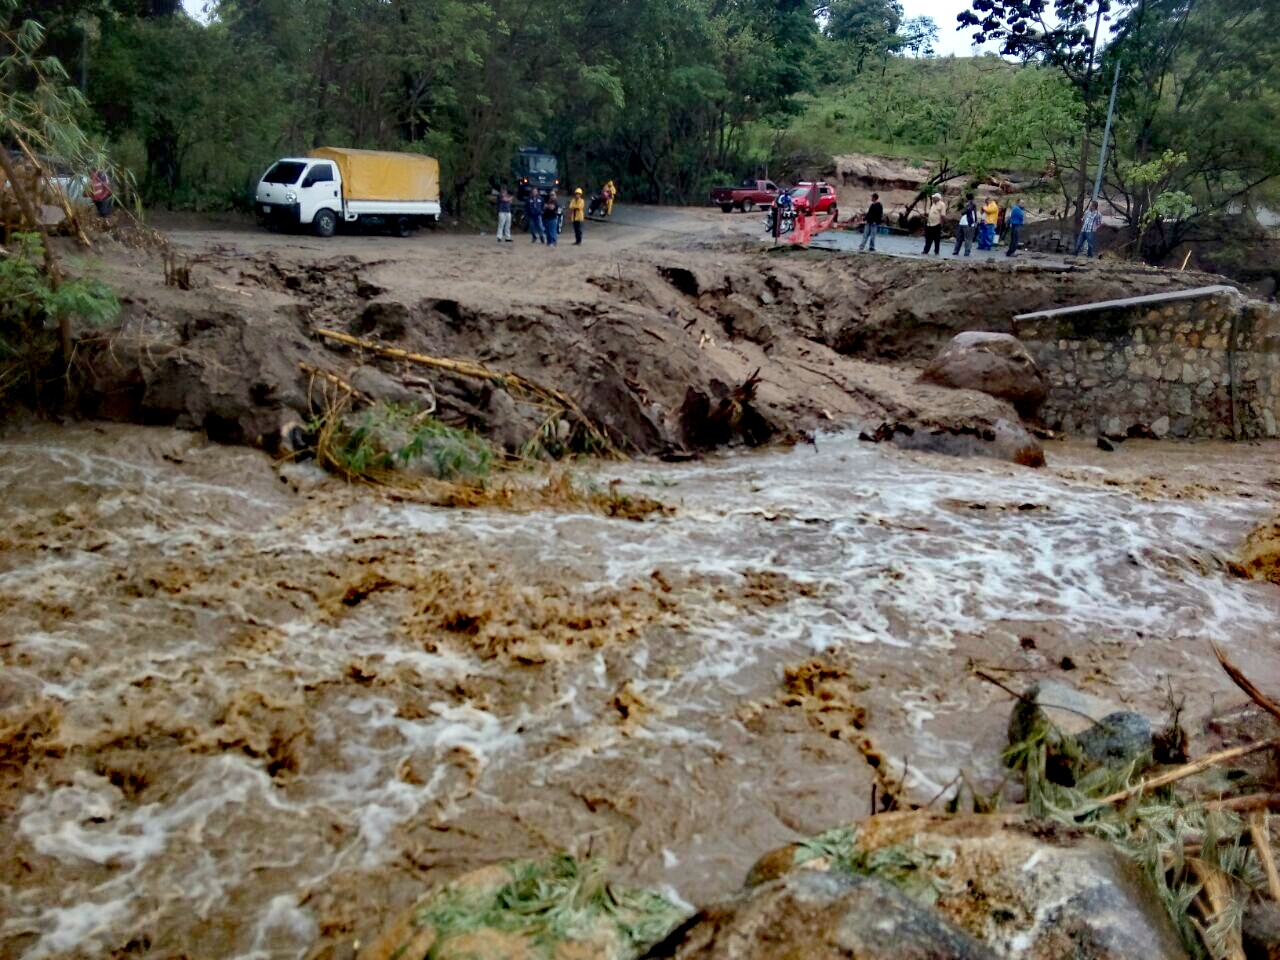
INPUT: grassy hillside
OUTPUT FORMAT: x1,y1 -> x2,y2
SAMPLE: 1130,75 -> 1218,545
762,56 -> 1079,178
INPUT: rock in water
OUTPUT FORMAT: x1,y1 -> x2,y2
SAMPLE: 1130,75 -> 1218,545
890,417 -> 1046,468
920,332 -> 1049,417
643,870 -> 997,960
1009,680 -> 1152,767
744,812 -> 1190,960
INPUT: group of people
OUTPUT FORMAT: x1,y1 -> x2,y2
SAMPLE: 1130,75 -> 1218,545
495,179 -> 616,247
918,193 -> 1025,257
859,191 -> 1103,259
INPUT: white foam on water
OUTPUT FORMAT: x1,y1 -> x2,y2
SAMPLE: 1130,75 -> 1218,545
5,429 -> 1280,958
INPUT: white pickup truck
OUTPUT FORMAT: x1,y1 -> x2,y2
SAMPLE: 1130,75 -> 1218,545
254,147 -> 441,237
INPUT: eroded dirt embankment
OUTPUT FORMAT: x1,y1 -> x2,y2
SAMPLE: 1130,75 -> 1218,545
68,221 -> 1223,460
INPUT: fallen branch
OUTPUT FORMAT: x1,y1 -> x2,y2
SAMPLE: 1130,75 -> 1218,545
1090,738 -> 1280,810
298,361 -> 367,401
1250,812 -> 1280,903
1212,641 -> 1280,723
1205,793 -> 1280,814
313,328 -> 621,458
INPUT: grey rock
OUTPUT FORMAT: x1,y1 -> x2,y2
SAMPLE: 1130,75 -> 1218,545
1243,897 -> 1280,960
643,870 -> 997,960
1151,415 -> 1171,438
921,332 -> 1049,417
891,417 -> 1046,468
1010,681 -> 1153,765
1077,711 -> 1153,764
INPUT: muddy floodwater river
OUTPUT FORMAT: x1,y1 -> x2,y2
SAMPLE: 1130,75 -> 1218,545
2,422 -> 1278,959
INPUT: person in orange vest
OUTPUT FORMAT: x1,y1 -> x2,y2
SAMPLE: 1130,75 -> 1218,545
569,187 -> 586,244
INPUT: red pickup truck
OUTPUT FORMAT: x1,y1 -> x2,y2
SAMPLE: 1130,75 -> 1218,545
710,178 -> 780,213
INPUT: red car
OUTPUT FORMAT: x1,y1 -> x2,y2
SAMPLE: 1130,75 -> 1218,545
787,182 -> 839,220
710,178 -> 781,213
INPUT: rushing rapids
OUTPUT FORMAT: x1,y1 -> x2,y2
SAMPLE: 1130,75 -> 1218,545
1,421 -> 1277,959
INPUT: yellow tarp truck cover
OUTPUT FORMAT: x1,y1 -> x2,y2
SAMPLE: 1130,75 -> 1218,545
307,147 -> 439,203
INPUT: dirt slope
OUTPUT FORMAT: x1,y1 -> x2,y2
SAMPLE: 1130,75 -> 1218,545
68,211 -> 1225,458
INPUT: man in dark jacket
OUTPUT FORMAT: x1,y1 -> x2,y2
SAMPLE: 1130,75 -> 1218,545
859,193 -> 883,252
525,188 -> 544,243
1006,200 -> 1025,257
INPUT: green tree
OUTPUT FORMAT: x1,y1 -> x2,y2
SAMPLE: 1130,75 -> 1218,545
958,0 -> 1140,229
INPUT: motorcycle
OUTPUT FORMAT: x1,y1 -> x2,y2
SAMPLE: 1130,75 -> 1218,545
764,204 -> 796,237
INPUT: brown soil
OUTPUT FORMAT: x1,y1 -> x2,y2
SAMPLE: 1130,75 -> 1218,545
1232,514 -> 1280,585
65,207 -> 1224,462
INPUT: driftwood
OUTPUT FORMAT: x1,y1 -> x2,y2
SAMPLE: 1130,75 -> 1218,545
1091,739 -> 1280,809
1212,641 -> 1280,723
313,328 -> 621,457
1250,812 -> 1280,903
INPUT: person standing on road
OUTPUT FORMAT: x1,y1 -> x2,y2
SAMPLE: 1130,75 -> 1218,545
543,190 -> 561,246
952,192 -> 977,256
1006,200 -> 1025,257
859,193 -> 883,251
1076,200 -> 1102,257
922,192 -> 946,255
496,187 -> 513,242
89,170 -> 114,217
569,187 -> 585,245
980,196 -> 999,250
603,179 -> 617,216
526,188 -> 544,243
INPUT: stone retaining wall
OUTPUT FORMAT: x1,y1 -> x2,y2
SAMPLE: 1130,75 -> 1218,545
1013,287 -> 1280,439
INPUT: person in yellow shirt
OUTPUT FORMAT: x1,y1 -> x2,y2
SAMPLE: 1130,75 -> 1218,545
569,187 -> 586,244
981,197 -> 999,250
603,179 -> 617,216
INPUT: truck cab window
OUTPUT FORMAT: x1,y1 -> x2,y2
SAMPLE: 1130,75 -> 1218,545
262,161 -> 306,185
303,164 -> 334,187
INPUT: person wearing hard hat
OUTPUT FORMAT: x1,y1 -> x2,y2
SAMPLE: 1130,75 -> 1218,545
603,179 -> 617,216
569,187 -> 586,245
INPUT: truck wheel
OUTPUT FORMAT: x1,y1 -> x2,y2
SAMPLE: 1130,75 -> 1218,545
720,204 -> 733,214
741,199 -> 755,214
393,216 -> 413,238
313,209 -> 337,238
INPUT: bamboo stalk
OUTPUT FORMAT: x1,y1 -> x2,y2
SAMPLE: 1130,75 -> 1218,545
1091,739 -> 1280,809
1206,793 -> 1280,814
1188,858 -> 1246,960
298,361 -> 366,400
1212,642 -> 1280,723
313,327 -> 622,457
1250,813 -> 1280,903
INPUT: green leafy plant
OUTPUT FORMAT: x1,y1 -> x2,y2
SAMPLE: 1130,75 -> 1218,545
312,400 -> 492,482
401,855 -> 687,959
0,232 -> 118,405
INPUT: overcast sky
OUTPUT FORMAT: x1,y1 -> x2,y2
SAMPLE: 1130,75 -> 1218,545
902,0 -> 992,57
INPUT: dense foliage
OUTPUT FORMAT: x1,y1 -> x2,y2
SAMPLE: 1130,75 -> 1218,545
2,0 -> 1277,256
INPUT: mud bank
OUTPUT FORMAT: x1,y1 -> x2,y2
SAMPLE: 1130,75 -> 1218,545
2,421 -> 1278,958
66,216 -> 1224,462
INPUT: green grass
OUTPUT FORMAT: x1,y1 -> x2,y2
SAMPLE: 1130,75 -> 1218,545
404,855 -> 688,959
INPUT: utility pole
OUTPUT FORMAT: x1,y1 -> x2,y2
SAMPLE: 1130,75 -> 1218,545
1092,60 -> 1122,202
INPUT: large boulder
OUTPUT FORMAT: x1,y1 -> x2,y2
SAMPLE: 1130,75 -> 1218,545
744,812 -> 1189,960
920,332 -> 1048,418
643,870 -> 997,960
